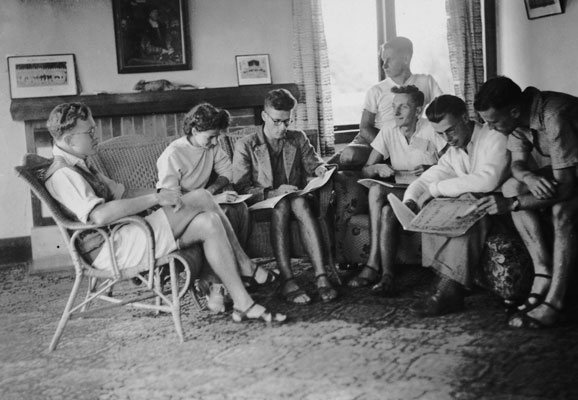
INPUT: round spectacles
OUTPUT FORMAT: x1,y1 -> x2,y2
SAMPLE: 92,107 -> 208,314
264,110 -> 292,126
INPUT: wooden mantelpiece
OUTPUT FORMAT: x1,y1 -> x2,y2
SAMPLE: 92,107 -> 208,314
10,83 -> 299,121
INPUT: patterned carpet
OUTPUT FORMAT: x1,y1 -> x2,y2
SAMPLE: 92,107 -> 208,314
1,260 -> 578,400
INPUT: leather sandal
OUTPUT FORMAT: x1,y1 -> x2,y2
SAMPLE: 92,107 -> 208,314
232,302 -> 287,324
370,273 -> 395,297
316,274 -> 338,303
347,264 -> 380,288
508,301 -> 561,329
241,266 -> 278,290
517,273 -> 552,313
278,278 -> 311,305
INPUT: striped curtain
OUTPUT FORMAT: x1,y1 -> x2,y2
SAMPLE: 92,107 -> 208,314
446,0 -> 485,120
292,0 -> 335,157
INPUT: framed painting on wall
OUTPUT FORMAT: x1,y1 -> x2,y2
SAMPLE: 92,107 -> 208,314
524,0 -> 564,19
7,54 -> 78,99
112,0 -> 191,74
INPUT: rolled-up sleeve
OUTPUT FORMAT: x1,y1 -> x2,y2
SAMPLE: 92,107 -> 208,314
213,147 -> 233,181
46,168 -> 105,224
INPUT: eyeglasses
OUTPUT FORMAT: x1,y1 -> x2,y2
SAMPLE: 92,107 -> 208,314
264,110 -> 292,126
70,126 -> 96,139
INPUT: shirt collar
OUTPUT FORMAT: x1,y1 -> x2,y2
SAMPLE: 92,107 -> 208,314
52,145 -> 89,170
521,87 -> 542,131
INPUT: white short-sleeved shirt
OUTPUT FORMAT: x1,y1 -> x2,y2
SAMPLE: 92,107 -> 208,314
371,118 -> 447,172
156,136 -> 232,192
46,146 -> 176,271
363,74 -> 443,130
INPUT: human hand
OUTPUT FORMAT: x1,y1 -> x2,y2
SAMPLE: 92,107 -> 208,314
271,185 -> 299,197
213,191 -> 239,204
156,190 -> 183,211
523,174 -> 557,199
374,164 -> 395,179
407,165 -> 431,177
315,165 -> 328,177
474,195 -> 512,216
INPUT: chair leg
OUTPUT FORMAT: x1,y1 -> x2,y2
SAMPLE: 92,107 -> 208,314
319,217 -> 342,285
154,269 -> 162,314
169,259 -> 185,343
49,273 -> 84,352
81,277 -> 98,312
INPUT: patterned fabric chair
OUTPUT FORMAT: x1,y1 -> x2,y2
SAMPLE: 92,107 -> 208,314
15,154 -> 202,352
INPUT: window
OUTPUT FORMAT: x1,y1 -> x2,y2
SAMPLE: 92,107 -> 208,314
322,0 -> 454,128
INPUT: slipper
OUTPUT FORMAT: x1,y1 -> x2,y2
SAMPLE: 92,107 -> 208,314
232,302 -> 287,324
371,274 -> 396,297
241,266 -> 278,290
347,264 -> 380,288
278,278 -> 311,305
508,301 -> 562,329
316,274 -> 338,303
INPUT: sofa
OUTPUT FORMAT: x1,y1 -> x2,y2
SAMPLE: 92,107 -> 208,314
88,127 -> 334,263
332,169 -> 534,302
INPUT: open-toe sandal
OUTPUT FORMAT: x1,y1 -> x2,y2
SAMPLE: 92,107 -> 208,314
516,273 -> 552,313
316,274 -> 338,303
371,274 -> 396,297
508,301 -> 562,329
278,278 -> 311,305
241,266 -> 278,290
347,264 -> 380,288
232,302 -> 287,324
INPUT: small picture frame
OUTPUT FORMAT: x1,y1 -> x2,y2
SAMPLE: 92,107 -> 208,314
235,54 -> 272,86
524,0 -> 564,20
7,54 -> 78,99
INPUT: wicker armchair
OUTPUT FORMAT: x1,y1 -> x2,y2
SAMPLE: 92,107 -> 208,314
16,154 -> 202,351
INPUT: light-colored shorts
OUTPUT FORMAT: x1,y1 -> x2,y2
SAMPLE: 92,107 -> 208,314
93,209 -> 177,271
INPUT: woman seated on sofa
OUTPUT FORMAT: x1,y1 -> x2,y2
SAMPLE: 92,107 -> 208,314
44,102 -> 285,324
156,103 -> 278,311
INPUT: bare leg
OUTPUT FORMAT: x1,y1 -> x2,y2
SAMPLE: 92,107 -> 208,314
271,198 -> 293,280
375,205 -> 400,294
291,196 -> 337,301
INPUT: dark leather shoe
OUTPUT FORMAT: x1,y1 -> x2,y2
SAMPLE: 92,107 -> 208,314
410,276 -> 465,317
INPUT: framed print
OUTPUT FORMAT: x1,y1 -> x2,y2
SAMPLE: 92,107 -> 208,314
236,54 -> 272,86
7,54 -> 78,99
525,0 -> 564,19
112,0 -> 191,74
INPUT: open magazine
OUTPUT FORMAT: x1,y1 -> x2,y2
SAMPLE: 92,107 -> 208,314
387,193 -> 486,237
218,193 -> 253,205
248,167 -> 336,211
357,179 -> 408,190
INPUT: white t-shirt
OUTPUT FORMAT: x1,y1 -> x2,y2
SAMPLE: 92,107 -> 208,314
156,136 -> 232,192
371,118 -> 447,172
363,74 -> 443,130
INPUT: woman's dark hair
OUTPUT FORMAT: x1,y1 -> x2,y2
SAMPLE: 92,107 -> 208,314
182,103 -> 231,136
426,95 -> 467,123
474,76 -> 522,112
46,102 -> 92,139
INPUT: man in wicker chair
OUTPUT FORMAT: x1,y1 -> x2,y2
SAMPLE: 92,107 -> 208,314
43,102 -> 285,324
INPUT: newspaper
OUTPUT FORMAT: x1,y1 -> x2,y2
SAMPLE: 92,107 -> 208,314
387,193 -> 486,237
249,167 -> 336,211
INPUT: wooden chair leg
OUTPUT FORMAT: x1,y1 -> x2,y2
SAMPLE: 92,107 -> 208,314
49,273 -> 84,352
169,259 -> 184,343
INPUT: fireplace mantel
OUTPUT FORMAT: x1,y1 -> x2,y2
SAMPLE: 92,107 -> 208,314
10,83 -> 299,122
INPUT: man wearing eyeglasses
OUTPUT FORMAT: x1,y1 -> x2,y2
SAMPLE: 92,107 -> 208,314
232,89 -> 338,305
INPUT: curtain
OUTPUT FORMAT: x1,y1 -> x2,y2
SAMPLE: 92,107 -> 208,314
446,0 -> 485,120
292,0 -> 334,157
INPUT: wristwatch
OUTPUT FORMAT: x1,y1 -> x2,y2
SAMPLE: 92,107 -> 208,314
511,197 -> 521,211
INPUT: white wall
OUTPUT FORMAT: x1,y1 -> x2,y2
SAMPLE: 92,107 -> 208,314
0,0 -> 292,239
496,0 -> 578,95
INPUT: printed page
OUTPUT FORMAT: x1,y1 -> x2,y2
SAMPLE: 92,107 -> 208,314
409,197 -> 486,237
358,179 -> 408,190
248,193 -> 293,211
387,193 -> 417,231
299,167 -> 336,195
218,193 -> 253,205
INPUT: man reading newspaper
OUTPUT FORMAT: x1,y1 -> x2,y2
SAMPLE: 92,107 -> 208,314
401,95 -> 510,317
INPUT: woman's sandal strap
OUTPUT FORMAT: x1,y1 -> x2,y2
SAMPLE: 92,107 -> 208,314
534,273 -> 552,279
